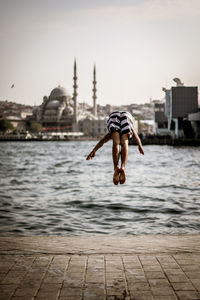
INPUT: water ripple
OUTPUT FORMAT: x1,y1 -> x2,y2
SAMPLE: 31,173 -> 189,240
0,142 -> 200,235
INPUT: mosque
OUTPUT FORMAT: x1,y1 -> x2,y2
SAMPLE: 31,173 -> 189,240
32,60 -> 107,137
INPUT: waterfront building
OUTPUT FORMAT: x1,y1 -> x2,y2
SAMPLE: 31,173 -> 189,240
139,119 -> 155,135
4,115 -> 27,132
154,102 -> 168,135
163,79 -> 198,138
188,111 -> 200,138
79,118 -> 107,137
0,101 -> 33,132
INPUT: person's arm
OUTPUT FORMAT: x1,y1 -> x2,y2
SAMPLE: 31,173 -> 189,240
132,128 -> 144,155
86,133 -> 111,160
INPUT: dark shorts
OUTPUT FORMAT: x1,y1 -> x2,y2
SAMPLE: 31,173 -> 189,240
106,111 -> 134,136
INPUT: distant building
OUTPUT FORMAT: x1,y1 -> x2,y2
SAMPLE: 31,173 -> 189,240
162,79 -> 198,138
33,85 -> 76,132
5,115 -> 27,132
0,100 -> 33,132
1,60 -> 144,137
188,111 -> 200,138
154,102 -> 168,135
32,60 -> 100,134
78,118 -> 107,137
139,119 -> 155,135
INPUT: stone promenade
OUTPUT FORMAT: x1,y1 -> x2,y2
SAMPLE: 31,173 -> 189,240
0,235 -> 200,300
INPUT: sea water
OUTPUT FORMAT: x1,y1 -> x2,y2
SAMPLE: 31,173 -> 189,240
0,141 -> 200,235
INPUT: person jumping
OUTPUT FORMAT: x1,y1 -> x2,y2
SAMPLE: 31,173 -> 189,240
86,111 -> 144,185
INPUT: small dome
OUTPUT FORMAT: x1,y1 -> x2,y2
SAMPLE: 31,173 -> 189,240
46,100 -> 60,108
49,86 -> 69,99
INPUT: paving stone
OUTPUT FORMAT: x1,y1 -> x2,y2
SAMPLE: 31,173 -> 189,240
106,285 -> 128,297
106,255 -> 121,261
0,284 -> 17,300
59,287 -> 82,297
148,279 -> 170,287
83,283 -> 105,298
175,291 -> 200,300
154,296 -> 178,300
43,275 -> 64,283
167,274 -> 190,283
13,286 -> 37,296
126,274 -> 146,282
0,255 -> 18,262
128,282 -> 150,291
164,269 -> 185,275
35,291 -> 58,300
145,271 -> 167,279
171,282 -> 196,291
129,290 -> 154,300
106,265 -> 124,272
86,274 -> 104,283
67,266 -> 85,272
174,254 -> 200,261
18,281 -> 41,288
123,255 -> 139,262
106,272 -> 124,279
181,265 -> 200,271
190,279 -> 200,292
45,269 -> 65,276
0,273 -> 7,283
139,255 -> 157,261
185,272 -> 200,279
83,296 -> 105,300
161,263 -> 180,269
1,274 -> 24,284
106,277 -> 125,287
63,274 -> 84,288
51,255 -> 70,264
87,264 -> 104,270
157,256 -> 177,263
22,273 -> 45,281
39,283 -> 61,291
125,268 -> 144,276
86,268 -> 104,276
11,297 -> 33,300
48,265 -> 66,271
59,297 -> 82,300
175,259 -> 199,265
143,266 -> 163,272
107,296 -> 130,300
124,263 -> 142,270
140,260 -> 160,266
88,256 -> 104,263
151,287 -> 176,296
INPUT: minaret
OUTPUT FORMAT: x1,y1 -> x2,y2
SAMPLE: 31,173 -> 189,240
93,64 -> 97,117
73,59 -> 78,122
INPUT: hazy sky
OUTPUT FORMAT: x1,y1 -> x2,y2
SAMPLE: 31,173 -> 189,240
0,0 -> 200,106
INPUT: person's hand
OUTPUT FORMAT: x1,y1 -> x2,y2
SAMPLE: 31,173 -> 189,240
138,145 -> 144,155
86,150 -> 96,160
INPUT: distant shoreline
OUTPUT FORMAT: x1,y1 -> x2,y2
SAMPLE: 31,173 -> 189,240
1,135 -> 200,145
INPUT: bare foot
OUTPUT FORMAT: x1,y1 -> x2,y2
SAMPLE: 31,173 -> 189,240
113,166 -> 120,185
119,167 -> 126,184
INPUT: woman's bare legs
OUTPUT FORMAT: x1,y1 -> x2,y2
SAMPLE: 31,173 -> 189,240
111,131 -> 121,185
120,133 -> 129,184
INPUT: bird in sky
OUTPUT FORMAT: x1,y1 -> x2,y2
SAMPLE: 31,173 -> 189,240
11,84 -> 15,88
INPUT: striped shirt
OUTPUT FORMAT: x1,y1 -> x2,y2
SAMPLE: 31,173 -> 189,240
106,111 -> 134,135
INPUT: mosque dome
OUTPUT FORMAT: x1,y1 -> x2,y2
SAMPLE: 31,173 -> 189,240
49,86 -> 69,100
46,100 -> 60,108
